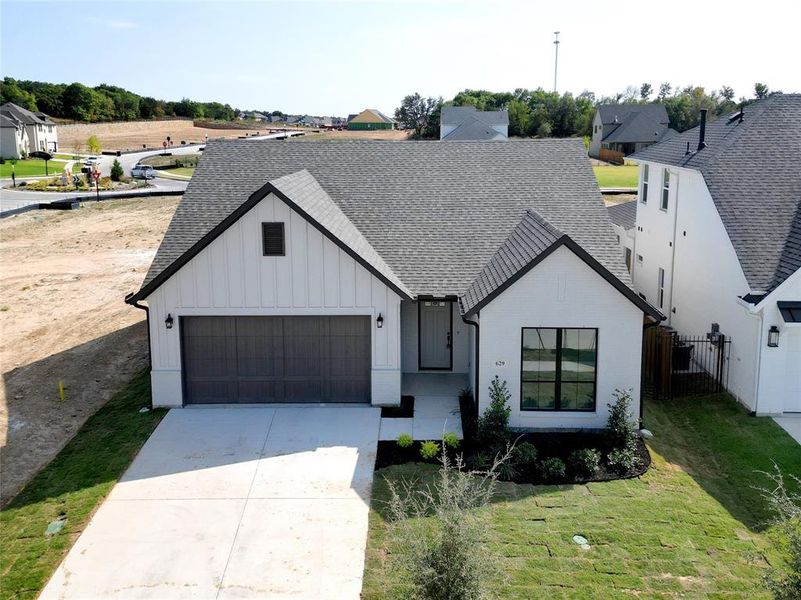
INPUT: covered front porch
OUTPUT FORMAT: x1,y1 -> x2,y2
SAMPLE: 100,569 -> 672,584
378,372 -> 468,441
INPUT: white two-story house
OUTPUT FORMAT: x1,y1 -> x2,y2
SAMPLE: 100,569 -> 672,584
630,95 -> 801,415
0,102 -> 59,155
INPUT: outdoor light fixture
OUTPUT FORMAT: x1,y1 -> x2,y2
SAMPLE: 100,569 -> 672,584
165,314 -> 174,330
376,313 -> 384,329
767,325 -> 780,348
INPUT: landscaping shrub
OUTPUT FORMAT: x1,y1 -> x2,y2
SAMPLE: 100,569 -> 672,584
607,389 -> 638,449
511,441 -> 538,470
110,159 -> 123,181
607,445 -> 642,474
477,376 -> 511,446
385,447 -> 512,599
442,432 -> 460,450
540,457 -> 566,481
568,448 -> 601,479
420,440 -> 440,460
466,450 -> 492,472
397,433 -> 413,448
760,466 -> 801,599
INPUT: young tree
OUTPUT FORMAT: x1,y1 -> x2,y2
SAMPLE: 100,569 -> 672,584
110,159 -> 123,182
86,135 -> 101,154
394,93 -> 441,138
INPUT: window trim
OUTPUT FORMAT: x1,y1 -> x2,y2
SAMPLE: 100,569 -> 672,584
660,169 -> 670,211
519,327 -> 598,412
641,164 -> 649,203
658,267 -> 665,309
261,222 -> 286,256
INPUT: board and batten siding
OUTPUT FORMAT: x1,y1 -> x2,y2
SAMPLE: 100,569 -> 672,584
145,192 -> 402,407
478,245 -> 644,430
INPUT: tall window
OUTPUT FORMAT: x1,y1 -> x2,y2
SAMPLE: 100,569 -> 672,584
641,164 -> 649,203
658,268 -> 665,309
661,169 -> 670,210
521,328 -> 597,411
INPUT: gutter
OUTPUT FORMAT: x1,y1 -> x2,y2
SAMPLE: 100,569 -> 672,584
125,292 -> 152,371
460,309 -> 480,414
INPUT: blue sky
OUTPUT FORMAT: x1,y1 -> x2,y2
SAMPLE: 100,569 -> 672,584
2,0 -> 800,116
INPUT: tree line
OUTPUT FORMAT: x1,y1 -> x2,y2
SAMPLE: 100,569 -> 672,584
0,77 -> 238,122
396,82 -> 778,139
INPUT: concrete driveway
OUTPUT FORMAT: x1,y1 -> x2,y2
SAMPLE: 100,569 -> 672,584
40,406 -> 381,599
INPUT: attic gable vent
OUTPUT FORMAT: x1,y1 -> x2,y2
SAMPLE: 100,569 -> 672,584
262,222 -> 285,256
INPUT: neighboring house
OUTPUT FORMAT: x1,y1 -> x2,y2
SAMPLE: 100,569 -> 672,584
0,113 -> 30,159
0,102 -> 58,155
440,106 -> 509,141
607,200 -> 636,273
630,95 -> 801,415
346,109 -> 395,130
127,139 -> 661,430
589,103 -> 675,160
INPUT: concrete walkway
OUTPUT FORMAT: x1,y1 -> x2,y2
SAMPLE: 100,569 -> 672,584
40,406 -> 381,599
774,415 -> 801,445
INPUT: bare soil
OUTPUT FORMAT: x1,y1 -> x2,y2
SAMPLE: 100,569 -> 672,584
0,196 -> 179,506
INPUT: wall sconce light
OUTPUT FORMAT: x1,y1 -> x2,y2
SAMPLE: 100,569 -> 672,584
376,313 -> 384,329
767,325 -> 779,347
165,314 -> 174,329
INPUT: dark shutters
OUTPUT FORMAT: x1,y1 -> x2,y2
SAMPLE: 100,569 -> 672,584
262,222 -> 285,256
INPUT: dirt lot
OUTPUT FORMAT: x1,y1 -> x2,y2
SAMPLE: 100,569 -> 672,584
0,196 -> 179,506
59,120 -> 410,152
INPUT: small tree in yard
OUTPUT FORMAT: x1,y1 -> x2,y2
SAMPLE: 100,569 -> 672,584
110,159 -> 123,182
477,376 -> 511,446
385,445 -> 513,599
760,465 -> 801,599
87,135 -> 101,154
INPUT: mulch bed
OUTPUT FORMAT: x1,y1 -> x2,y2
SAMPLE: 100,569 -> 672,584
374,433 -> 651,485
380,395 -> 414,418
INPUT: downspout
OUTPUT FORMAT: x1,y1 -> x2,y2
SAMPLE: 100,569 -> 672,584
125,293 -> 152,371
460,312 -> 480,413
751,309 -> 765,416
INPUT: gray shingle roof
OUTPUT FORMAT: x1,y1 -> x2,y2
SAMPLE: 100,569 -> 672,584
0,102 -> 54,125
607,200 -> 637,230
598,104 -> 672,144
631,94 -> 801,294
270,169 -> 412,298
441,106 -> 509,127
441,118 -> 507,141
138,139 -> 628,302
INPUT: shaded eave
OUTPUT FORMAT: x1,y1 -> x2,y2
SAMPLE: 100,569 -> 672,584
126,181 -> 414,305
462,234 -> 664,321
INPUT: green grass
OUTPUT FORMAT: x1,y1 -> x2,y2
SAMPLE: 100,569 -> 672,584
363,392 -> 801,598
0,371 -> 167,600
0,159 -> 74,178
593,164 -> 639,188
166,167 -> 195,178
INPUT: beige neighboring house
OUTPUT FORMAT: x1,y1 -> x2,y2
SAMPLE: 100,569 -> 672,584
0,112 -> 30,159
0,102 -> 59,156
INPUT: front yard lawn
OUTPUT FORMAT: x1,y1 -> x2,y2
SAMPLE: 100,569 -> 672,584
0,159 -> 71,178
363,392 -> 801,598
593,164 -> 639,188
0,371 -> 166,600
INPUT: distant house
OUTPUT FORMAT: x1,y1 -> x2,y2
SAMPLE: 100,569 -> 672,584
346,109 -> 395,131
589,104 -> 675,160
0,113 -> 30,159
630,95 -> 801,415
440,106 -> 509,141
607,200 -> 636,272
0,102 -> 58,155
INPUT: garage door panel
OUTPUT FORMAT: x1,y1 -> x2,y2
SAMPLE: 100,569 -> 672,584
182,316 -> 370,404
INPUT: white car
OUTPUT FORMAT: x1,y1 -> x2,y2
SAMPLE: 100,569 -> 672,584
83,156 -> 99,166
131,164 -> 157,179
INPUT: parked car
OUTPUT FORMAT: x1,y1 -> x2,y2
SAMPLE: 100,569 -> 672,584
83,156 -> 99,166
131,164 -> 157,179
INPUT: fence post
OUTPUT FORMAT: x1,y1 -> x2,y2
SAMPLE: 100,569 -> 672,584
716,334 -> 726,393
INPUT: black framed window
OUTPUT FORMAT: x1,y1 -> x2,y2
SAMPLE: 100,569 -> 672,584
641,164 -> 649,203
661,169 -> 670,211
261,222 -> 285,256
521,328 -> 597,411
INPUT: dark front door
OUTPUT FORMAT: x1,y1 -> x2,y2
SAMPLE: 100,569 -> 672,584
418,301 -> 452,370
181,316 -> 371,404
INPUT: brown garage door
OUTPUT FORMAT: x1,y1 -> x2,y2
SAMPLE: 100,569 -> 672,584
182,316 -> 371,404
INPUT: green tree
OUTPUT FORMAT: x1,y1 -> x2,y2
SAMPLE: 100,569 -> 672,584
0,78 -> 38,110
754,82 -> 770,99
507,99 -> 531,137
394,93 -> 441,138
657,82 -> 672,100
87,135 -> 101,154
110,159 -> 123,181
640,83 -> 653,100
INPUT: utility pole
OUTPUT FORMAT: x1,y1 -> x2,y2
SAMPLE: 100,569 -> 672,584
553,31 -> 560,92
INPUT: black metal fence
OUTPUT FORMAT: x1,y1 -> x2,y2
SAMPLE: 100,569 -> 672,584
644,327 -> 731,399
